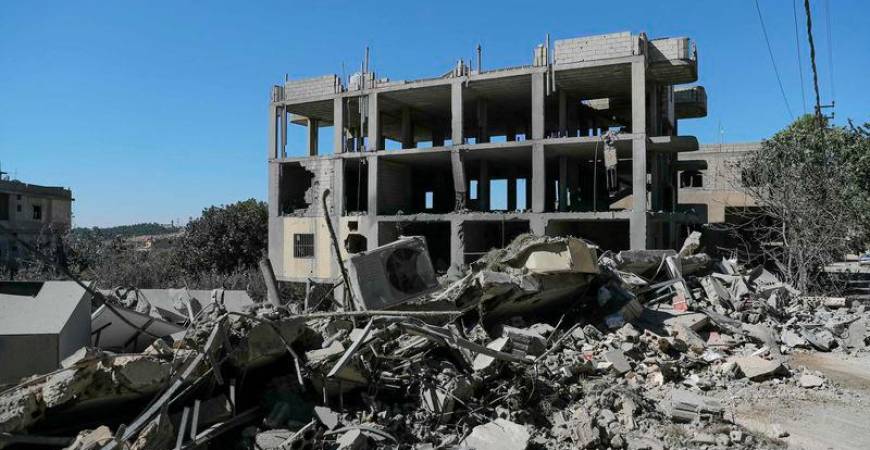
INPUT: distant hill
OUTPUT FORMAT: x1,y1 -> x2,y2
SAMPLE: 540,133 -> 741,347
72,223 -> 182,240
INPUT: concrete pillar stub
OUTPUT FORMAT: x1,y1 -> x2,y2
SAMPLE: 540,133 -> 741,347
477,99 -> 489,143
367,93 -> 380,151
307,118 -> 319,156
333,97 -> 345,154
531,143 -> 546,213
479,160 -> 490,211
451,82 -> 464,145
558,155 -> 568,212
450,150 -> 467,210
450,218 -> 465,271
530,215 -> 547,236
531,72 -> 545,140
507,168 -> 517,211
366,155 -> 379,248
268,104 -> 278,159
401,107 -> 413,149
630,60 -> 648,250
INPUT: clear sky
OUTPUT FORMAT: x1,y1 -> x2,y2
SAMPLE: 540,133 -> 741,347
1,1 -> 867,227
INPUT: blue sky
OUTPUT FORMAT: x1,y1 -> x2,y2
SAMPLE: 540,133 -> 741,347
1,1 -> 867,227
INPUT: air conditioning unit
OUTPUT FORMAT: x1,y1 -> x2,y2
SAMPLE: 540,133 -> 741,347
346,236 -> 440,310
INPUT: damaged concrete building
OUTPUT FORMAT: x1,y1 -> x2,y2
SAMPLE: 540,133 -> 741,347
677,142 -> 760,224
0,173 -> 73,268
268,31 -> 713,283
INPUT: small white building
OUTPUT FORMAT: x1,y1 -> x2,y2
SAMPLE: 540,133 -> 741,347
0,281 -> 92,385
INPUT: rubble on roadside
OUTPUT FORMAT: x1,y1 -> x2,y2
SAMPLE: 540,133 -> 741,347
2,232 -> 869,449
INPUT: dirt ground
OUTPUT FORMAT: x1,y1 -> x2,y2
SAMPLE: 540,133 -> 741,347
730,352 -> 870,450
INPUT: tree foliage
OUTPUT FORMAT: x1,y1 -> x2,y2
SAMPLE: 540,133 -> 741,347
174,199 -> 268,274
737,116 -> 870,291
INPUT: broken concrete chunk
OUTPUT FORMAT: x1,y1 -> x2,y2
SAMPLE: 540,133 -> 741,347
673,324 -> 706,354
731,355 -> 787,381
502,326 -> 547,357
314,406 -> 340,430
472,337 -> 510,371
847,319 -> 867,350
604,349 -> 632,375
510,237 -> 599,275
678,231 -> 702,257
669,389 -> 723,423
799,373 -> 825,388
461,419 -> 530,450
568,409 -> 600,449
336,428 -> 368,450
780,328 -> 807,349
305,340 -> 346,363
64,425 -> 114,449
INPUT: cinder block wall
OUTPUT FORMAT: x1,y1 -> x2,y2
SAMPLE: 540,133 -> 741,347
283,75 -> 340,100
648,38 -> 690,62
297,159 -> 335,217
554,32 -> 634,64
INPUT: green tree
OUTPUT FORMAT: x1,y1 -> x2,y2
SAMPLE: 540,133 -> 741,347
738,116 -> 870,291
174,199 -> 268,275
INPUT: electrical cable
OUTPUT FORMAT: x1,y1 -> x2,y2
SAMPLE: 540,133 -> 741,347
754,0 -> 794,119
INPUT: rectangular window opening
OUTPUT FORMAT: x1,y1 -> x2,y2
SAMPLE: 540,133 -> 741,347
293,233 -> 315,258
32,205 -> 42,220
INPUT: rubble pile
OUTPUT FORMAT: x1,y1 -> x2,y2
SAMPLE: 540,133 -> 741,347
1,232 -> 869,449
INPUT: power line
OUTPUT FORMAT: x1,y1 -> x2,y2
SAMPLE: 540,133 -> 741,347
792,0 -> 808,115
803,0 -> 823,120
754,0 -> 794,120
824,0 -> 835,101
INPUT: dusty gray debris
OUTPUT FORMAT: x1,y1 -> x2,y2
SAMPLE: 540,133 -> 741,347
669,389 -> 724,423
460,418 -> 530,450
732,355 -> 787,381
799,373 -> 825,388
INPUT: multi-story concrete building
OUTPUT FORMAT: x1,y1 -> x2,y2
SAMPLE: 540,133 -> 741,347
677,142 -> 759,223
267,31 -> 712,283
0,174 -> 73,266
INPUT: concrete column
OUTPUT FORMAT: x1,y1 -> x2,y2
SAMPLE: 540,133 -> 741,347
530,215 -> 546,236
451,82 -> 463,145
333,97 -> 345,154
307,118 -> 319,156
432,129 -> 445,147
531,72 -> 545,140
507,175 -> 517,211
450,150 -> 466,210
531,143 -> 546,213
367,93 -> 380,151
450,218 -> 465,271
630,60 -> 648,250
268,104 -> 279,159
280,106 -> 287,158
477,99 -> 489,143
525,176 -> 532,210
366,156 -> 379,247
558,90 -> 567,137
333,159 -> 345,216
558,156 -> 568,212
267,162 -> 284,277
401,106 -> 413,149
478,160 -> 490,211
